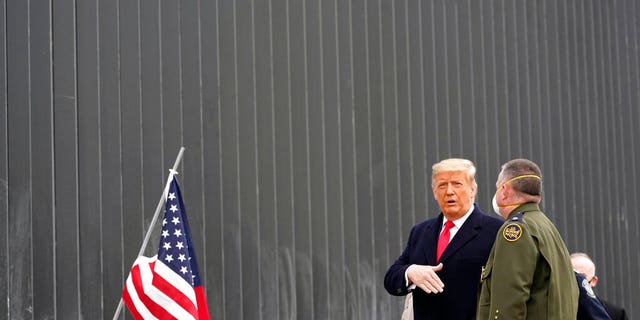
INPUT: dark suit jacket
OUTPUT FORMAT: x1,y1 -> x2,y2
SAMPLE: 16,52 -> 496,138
601,299 -> 628,320
576,272 -> 611,320
384,205 -> 503,320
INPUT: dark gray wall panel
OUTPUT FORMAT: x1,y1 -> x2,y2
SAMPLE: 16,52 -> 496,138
139,0 -> 164,254
98,0 -> 124,318
236,0 -> 260,317
118,0 -> 145,296
0,0 -> 7,316
30,0 -> 55,318
253,0 -> 279,318
217,0 -> 241,318
270,1 -> 296,319
52,0 -> 79,317
2,0 -> 640,319
306,1 -> 329,319
160,0 -> 183,166
6,0 -> 31,318
198,0 -> 224,317
77,0 -> 103,318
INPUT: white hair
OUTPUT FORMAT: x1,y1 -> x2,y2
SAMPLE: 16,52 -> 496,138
431,158 -> 477,189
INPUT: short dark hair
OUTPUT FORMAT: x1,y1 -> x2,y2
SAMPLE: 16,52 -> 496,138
501,159 -> 542,196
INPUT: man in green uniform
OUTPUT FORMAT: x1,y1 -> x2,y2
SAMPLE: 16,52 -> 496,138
477,158 -> 578,319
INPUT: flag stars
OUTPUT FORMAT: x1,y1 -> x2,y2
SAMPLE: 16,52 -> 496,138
125,179 -> 209,318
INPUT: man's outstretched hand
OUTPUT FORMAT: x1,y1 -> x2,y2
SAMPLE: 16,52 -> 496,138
407,263 -> 445,294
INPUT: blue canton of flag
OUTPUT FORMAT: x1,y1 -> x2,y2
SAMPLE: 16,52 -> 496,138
159,179 -> 201,286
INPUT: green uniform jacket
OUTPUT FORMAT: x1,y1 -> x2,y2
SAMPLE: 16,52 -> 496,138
477,203 -> 578,320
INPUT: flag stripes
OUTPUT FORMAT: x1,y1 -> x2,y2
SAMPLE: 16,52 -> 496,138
121,176 -> 210,319
123,255 -> 198,319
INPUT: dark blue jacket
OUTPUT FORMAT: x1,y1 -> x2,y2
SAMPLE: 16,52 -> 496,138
384,206 -> 503,320
576,272 -> 611,320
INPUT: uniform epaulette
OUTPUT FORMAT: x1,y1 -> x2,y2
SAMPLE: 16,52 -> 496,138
509,212 -> 524,223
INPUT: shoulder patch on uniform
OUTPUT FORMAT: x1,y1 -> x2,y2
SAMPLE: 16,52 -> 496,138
502,223 -> 522,242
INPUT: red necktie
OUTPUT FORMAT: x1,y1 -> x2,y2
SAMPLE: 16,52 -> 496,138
436,221 -> 455,262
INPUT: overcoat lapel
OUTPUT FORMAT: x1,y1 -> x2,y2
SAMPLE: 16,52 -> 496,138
438,210 -> 481,263
422,215 -> 443,264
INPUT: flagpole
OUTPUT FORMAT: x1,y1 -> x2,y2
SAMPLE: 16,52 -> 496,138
112,147 -> 186,320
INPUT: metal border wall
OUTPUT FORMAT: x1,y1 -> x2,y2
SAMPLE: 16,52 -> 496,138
1,0 -> 639,319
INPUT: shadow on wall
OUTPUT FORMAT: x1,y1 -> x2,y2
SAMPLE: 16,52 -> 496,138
277,246 -> 394,320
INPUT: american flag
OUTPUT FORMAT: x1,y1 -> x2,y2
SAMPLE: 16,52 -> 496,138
122,176 -> 210,319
